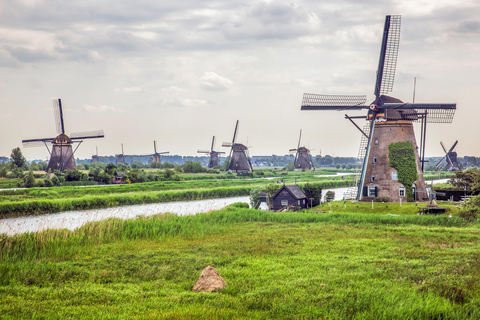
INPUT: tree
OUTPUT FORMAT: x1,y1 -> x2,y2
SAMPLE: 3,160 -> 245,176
10,147 -> 26,169
23,170 -> 35,188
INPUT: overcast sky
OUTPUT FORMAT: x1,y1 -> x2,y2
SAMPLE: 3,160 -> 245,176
1,0 -> 479,161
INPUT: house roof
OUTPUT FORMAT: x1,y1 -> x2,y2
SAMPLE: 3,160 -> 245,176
273,184 -> 307,200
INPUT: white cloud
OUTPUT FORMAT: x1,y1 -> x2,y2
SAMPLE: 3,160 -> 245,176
162,98 -> 208,107
83,104 -> 118,112
200,72 -> 233,90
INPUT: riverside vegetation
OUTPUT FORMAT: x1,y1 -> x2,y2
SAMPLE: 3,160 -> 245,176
0,168 -> 451,218
1,203 -> 480,319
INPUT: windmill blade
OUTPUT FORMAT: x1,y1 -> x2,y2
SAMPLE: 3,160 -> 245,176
198,150 -> 211,154
70,130 -> 104,140
232,120 -> 239,144
211,136 -> 216,152
157,151 -> 169,155
298,129 -> 302,149
301,93 -> 368,110
374,15 -> 401,97
53,98 -> 66,135
222,142 -> 232,147
440,141 -> 448,154
216,151 -> 226,155
448,140 -> 458,153
154,141 -> 157,153
22,140 -> 52,148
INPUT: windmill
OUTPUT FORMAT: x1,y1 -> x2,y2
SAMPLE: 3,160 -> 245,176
116,144 -> 126,165
289,130 -> 315,170
222,120 -> 253,173
22,99 -> 104,172
91,146 -> 99,163
197,136 -> 225,168
149,141 -> 169,163
435,141 -> 459,171
300,15 -> 456,202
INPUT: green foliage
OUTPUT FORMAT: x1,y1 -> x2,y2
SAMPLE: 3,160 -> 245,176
449,168 -> 480,195
249,187 -> 261,208
230,202 -> 249,208
23,170 -> 35,188
0,164 -> 8,178
284,161 -> 295,171
302,183 -> 323,207
182,161 -> 207,173
64,169 -> 86,182
458,195 -> 480,220
10,147 -> 26,169
389,141 -> 418,202
324,190 -> 335,202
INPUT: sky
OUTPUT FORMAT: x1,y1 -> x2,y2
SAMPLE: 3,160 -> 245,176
1,0 -> 479,161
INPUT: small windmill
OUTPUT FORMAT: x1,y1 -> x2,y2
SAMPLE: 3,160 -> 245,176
22,99 -> 104,172
91,146 -> 99,163
289,130 -> 315,170
116,144 -> 126,165
435,141 -> 459,171
222,120 -> 253,173
197,136 -> 225,168
300,15 -> 456,202
149,141 -> 169,163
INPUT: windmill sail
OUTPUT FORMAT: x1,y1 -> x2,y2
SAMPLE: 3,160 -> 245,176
300,15 -> 456,202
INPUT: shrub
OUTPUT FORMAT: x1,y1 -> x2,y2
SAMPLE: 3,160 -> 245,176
230,202 -> 250,208
458,195 -> 480,220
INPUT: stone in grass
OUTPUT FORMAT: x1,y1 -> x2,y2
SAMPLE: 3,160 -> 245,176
192,265 -> 227,292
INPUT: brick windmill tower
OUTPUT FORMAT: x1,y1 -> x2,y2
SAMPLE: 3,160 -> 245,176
301,15 -> 456,202
22,99 -> 104,172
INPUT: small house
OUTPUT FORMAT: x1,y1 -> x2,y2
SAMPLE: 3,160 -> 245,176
272,184 -> 308,210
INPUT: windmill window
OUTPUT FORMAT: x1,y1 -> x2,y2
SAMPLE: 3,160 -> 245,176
392,172 -> 398,180
375,138 -> 379,145
373,156 -> 377,163
371,175 -> 375,182
399,187 -> 405,197
281,200 -> 288,206
368,186 -> 377,197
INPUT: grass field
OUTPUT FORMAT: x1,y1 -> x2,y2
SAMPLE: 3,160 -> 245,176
1,204 -> 479,319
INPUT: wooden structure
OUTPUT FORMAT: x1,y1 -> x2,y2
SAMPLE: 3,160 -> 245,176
300,15 -> 456,202
222,120 -> 253,173
116,143 -> 126,165
148,141 -> 169,163
198,136 -> 225,168
289,129 -> 315,170
272,185 -> 308,210
91,146 -> 99,163
22,99 -> 104,172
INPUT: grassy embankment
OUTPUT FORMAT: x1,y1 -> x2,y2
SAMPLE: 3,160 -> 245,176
0,170 -> 354,217
1,204 -> 479,319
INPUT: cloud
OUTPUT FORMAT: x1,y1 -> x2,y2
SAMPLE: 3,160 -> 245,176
83,104 -> 118,112
162,98 -> 208,107
200,72 -> 233,90
114,86 -> 145,92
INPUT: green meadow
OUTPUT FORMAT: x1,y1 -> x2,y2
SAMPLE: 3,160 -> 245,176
1,203 -> 479,319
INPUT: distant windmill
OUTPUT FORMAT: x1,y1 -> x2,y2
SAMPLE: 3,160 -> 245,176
91,146 -> 99,163
289,130 -> 315,170
300,15 -> 456,202
149,141 -> 169,163
435,141 -> 459,171
197,136 -> 225,168
22,99 -> 104,172
222,120 -> 253,173
116,144 -> 126,165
